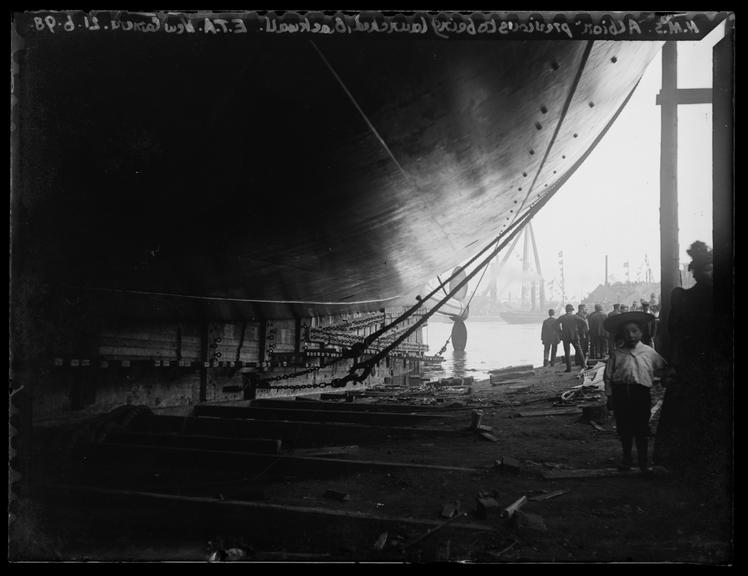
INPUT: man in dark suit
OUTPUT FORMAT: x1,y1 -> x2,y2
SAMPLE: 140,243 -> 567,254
588,304 -> 608,359
557,304 -> 587,372
541,308 -> 561,367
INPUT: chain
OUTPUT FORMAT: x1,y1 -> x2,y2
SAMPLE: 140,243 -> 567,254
267,381 -> 330,391
267,374 -> 364,392
437,337 -> 451,356
262,352 -> 345,384
313,312 -> 386,333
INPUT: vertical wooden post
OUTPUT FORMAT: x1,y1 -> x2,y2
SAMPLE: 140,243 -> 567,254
712,17 -> 735,483
658,41 -> 679,359
243,372 -> 258,401
199,320 -> 208,402
294,317 -> 302,356
258,320 -> 267,367
713,21 -> 734,323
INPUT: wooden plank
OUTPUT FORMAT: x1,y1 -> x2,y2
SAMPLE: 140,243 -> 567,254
133,415 -> 467,448
489,364 -> 534,374
515,408 -> 580,418
541,466 -> 669,480
105,431 -> 282,454
42,483 -> 496,532
292,445 -> 360,458
490,371 -> 535,381
505,385 -> 533,393
319,392 -> 364,400
89,443 -> 486,475
98,346 -> 178,358
528,489 -> 571,502
490,379 -> 522,387
655,87 -> 713,106
252,398 -> 458,413
193,404 -> 460,425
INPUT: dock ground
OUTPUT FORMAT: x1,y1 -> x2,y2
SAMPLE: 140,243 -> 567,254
14,364 -> 732,563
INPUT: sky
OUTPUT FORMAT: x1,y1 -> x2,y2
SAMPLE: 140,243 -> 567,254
492,23 -> 725,304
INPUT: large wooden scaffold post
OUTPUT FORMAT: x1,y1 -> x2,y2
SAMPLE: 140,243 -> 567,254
657,41 -> 680,359
713,19 -> 734,329
657,21 -> 733,361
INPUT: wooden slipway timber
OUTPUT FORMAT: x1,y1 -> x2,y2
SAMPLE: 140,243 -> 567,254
14,36 -> 662,323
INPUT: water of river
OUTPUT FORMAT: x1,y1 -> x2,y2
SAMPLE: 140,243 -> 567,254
422,318 -> 545,381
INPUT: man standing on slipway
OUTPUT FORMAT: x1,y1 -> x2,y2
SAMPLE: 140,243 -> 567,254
541,308 -> 561,367
557,304 -> 587,372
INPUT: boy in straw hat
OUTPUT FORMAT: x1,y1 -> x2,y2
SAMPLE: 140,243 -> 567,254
603,311 -> 670,473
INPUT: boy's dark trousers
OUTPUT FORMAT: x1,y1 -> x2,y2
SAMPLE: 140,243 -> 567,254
611,382 -> 652,468
561,338 -> 585,371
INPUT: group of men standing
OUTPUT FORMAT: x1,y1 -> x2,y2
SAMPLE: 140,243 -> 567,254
541,302 -> 657,372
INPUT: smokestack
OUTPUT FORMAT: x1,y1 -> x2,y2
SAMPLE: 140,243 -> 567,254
605,254 -> 609,286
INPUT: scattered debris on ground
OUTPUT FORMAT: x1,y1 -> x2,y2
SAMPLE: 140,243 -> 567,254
27,362 -> 731,564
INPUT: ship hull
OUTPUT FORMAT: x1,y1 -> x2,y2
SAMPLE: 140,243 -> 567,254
499,311 -> 549,324
14,36 -> 661,321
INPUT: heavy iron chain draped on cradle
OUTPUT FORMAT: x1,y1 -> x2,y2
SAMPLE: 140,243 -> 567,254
151,41 -> 638,393
267,204 -> 546,391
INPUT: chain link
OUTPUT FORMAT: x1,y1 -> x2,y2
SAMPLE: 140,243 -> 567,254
266,380 -> 339,391
267,372 -> 370,392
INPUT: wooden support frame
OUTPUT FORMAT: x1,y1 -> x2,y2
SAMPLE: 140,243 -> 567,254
88,442 -> 487,475
712,20 -> 734,321
42,483 -> 496,533
658,41 -> 679,359
192,404 -> 460,426
199,320 -> 208,402
136,415 -> 467,447
252,398 -> 460,413
655,87 -> 713,106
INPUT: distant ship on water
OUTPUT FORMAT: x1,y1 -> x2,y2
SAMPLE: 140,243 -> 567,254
478,221 -> 559,325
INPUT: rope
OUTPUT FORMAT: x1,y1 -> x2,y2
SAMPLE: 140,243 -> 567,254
79,287 -> 402,307
464,238 -> 500,311
435,274 -> 452,299
351,72 -> 639,384
309,39 -> 457,252
75,57 -> 643,394
308,39 -> 410,183
434,237 -> 500,355
350,205 -> 544,378
360,213 -> 531,352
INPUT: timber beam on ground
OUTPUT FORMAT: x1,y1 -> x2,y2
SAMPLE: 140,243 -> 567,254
105,431 -> 283,454
37,483 -> 496,551
251,398 -> 464,413
489,371 -> 535,382
81,442 -> 489,478
514,408 -> 582,418
192,404 -> 459,425
488,364 -> 534,374
135,415 -> 466,448
540,466 -> 670,480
